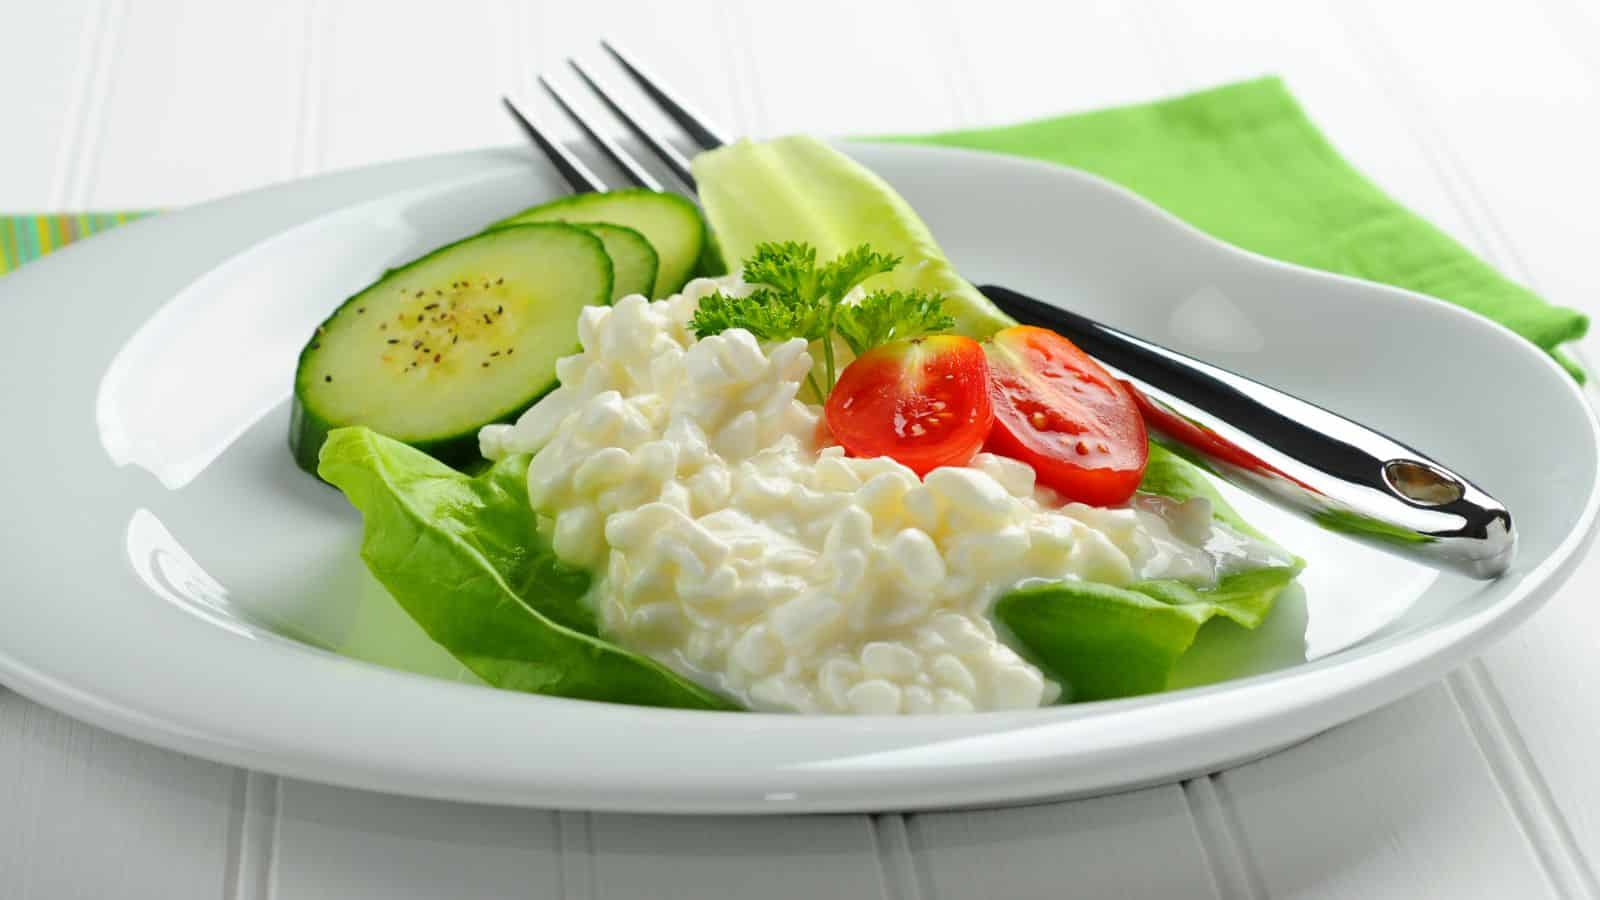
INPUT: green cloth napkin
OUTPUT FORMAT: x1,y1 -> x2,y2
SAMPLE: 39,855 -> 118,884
3,77 -> 1584,377
885,76 -> 1586,379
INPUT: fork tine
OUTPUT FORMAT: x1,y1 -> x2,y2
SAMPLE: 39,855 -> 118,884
567,58 -> 697,190
538,75 -> 663,192
600,39 -> 729,151
501,95 -> 607,194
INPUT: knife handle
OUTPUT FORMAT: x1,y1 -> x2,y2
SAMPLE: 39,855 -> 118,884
979,284 -> 1515,579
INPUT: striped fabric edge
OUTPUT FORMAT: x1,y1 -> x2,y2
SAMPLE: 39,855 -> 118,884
0,211 -> 156,275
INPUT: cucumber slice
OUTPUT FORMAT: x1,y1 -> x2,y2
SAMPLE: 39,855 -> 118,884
290,223 -> 611,473
493,189 -> 705,297
574,223 -> 657,301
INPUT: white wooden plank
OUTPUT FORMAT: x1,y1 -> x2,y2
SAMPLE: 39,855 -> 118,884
0,0 -> 101,209
85,0 -> 313,207
731,0 -> 967,136
315,0 -> 521,173
938,0 -> 1167,125
271,779 -> 564,900
1447,657 -> 1600,899
516,0 -> 746,131
0,692 -> 238,900
1218,683 -> 1553,898
909,785 -> 1222,899
582,812 -> 888,899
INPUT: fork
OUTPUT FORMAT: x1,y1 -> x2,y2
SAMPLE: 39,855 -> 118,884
499,41 -> 1515,579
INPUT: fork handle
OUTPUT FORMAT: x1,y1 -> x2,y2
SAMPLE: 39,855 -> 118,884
979,284 -> 1516,579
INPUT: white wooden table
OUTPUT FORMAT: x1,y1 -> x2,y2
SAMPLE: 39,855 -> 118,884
5,1 -> 1600,896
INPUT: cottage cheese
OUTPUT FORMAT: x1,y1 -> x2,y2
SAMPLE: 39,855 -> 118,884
481,277 -> 1285,714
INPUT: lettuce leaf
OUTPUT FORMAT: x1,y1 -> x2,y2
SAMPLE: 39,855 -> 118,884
995,444 -> 1304,702
318,426 -> 737,710
692,135 -> 1015,340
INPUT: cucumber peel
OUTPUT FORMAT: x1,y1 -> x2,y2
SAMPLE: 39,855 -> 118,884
290,223 -> 611,473
492,188 -> 706,297
574,222 -> 658,301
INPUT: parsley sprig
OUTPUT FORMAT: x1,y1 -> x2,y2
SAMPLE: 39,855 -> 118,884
689,241 -> 955,398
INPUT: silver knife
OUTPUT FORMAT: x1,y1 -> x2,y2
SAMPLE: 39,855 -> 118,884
981,285 -> 1515,579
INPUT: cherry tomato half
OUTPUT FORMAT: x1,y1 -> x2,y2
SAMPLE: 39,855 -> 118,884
983,325 -> 1148,505
824,335 -> 994,476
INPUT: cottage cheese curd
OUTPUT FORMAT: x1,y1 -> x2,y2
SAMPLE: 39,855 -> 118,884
481,277 -> 1284,714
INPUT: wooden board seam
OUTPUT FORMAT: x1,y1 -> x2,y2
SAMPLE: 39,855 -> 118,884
556,809 -> 596,900
223,770 -> 280,900
1184,776 -> 1265,900
53,0 -> 124,208
870,813 -> 927,900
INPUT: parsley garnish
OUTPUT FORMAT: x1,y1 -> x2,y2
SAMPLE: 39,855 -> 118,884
689,241 -> 954,398
835,289 -> 955,357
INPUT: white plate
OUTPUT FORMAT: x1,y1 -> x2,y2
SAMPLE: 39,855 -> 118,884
1,143 -> 1594,814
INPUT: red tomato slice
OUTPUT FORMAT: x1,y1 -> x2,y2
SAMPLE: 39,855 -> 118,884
824,335 -> 993,476
983,325 -> 1148,506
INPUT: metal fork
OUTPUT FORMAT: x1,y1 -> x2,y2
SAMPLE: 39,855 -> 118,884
502,41 -> 715,196
499,42 -> 1516,579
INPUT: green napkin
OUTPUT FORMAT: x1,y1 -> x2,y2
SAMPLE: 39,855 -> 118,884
4,77 -> 1584,378
886,76 -> 1587,379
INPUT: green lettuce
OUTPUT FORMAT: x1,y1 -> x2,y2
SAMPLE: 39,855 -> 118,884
318,426 -> 736,710
1313,507 -> 1436,545
996,445 -> 1304,702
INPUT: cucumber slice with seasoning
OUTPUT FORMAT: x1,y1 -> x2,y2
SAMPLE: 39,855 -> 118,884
492,189 -> 705,297
289,223 -> 611,474
575,223 -> 657,301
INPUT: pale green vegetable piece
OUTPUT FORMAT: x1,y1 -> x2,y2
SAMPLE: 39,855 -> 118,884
692,135 -> 1015,340
574,223 -> 659,301
996,445 -> 1304,701
492,189 -> 705,297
